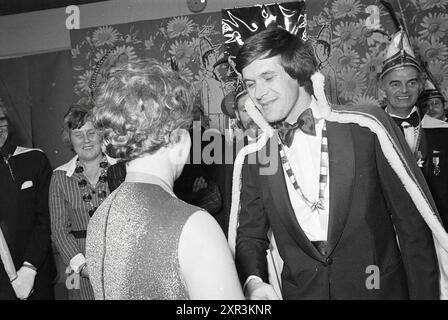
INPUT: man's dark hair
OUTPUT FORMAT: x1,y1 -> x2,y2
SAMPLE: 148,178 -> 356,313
235,26 -> 317,95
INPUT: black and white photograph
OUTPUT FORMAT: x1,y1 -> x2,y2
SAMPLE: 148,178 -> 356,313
0,0 -> 448,305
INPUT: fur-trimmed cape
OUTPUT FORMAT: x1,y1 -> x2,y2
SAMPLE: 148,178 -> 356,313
228,102 -> 448,299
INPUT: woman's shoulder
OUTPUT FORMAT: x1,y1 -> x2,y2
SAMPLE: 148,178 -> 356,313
125,182 -> 196,208
52,156 -> 77,176
50,169 -> 70,184
181,210 -> 224,242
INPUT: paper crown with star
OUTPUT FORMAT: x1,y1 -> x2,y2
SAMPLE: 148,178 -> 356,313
418,77 -> 446,106
380,29 -> 422,79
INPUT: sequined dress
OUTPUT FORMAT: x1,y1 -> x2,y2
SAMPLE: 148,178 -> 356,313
86,173 -> 199,300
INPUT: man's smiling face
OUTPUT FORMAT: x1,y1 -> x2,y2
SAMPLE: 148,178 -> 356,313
242,55 -> 301,123
382,67 -> 422,116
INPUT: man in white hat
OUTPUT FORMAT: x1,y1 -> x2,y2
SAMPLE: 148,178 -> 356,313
230,26 -> 448,300
380,30 -> 427,164
381,30 -> 448,231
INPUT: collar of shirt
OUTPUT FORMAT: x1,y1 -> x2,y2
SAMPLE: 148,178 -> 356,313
385,106 -> 418,119
54,154 -> 117,177
283,96 -> 329,241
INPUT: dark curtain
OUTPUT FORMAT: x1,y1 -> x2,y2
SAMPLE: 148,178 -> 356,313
0,50 -> 76,168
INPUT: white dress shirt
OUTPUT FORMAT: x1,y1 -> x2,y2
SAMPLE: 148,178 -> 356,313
282,98 -> 330,241
243,98 -> 330,289
386,106 -> 419,153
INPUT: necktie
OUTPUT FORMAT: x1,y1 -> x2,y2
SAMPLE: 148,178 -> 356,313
276,108 -> 316,147
392,111 -> 420,129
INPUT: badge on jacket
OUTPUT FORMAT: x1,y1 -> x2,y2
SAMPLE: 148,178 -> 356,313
432,150 -> 440,176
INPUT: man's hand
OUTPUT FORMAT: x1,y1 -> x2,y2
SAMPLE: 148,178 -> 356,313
192,176 -> 208,193
11,266 -> 36,300
245,278 -> 280,300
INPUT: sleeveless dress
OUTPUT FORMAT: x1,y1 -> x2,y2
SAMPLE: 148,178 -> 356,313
86,173 -> 199,299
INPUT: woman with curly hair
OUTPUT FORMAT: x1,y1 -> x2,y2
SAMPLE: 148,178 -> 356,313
86,59 -> 243,300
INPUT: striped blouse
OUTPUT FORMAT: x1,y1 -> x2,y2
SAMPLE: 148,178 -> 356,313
49,154 -> 115,299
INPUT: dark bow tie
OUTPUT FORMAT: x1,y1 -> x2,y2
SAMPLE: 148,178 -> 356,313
275,108 -> 316,147
392,111 -> 420,128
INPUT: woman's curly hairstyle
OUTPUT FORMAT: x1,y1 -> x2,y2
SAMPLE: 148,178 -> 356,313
93,59 -> 193,162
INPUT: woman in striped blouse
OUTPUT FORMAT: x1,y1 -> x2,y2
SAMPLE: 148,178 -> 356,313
49,104 -> 115,300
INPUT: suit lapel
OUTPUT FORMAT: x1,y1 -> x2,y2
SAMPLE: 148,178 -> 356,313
260,140 -> 324,262
326,121 -> 355,256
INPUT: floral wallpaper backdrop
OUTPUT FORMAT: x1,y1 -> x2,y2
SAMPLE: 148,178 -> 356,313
70,0 -> 448,129
70,12 -> 230,131
306,0 -> 448,107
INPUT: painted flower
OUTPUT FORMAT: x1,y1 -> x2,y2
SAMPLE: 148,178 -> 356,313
358,25 -> 374,45
74,70 -> 93,95
418,39 -> 448,62
94,48 -> 111,63
357,20 -> 390,47
111,45 -> 138,63
419,0 -> 448,10
92,26 -> 120,47
330,46 -> 360,72
350,94 -> 380,107
427,61 -> 448,85
71,45 -> 81,59
168,40 -> 195,66
337,68 -> 367,100
144,35 -> 155,50
195,69 -> 207,83
178,66 -> 194,82
167,16 -> 195,38
360,50 -> 385,75
419,13 -> 448,40
333,21 -> 362,48
190,37 -> 201,53
409,36 -> 427,61
332,0 -> 362,19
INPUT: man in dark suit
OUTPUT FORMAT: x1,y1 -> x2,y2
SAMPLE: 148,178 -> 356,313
380,30 -> 429,173
380,32 -> 448,233
0,102 -> 55,299
419,83 -> 448,231
424,127 -> 448,231
234,27 -> 442,300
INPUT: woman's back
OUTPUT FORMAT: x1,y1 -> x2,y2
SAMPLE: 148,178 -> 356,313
87,181 -> 197,300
